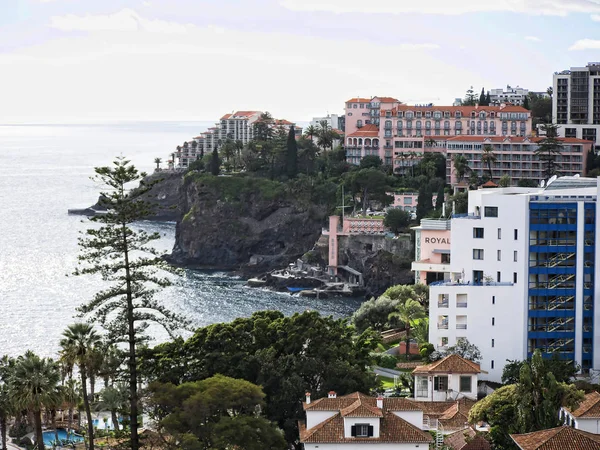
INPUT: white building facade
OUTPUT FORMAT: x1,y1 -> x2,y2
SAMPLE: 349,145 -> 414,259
429,177 -> 600,382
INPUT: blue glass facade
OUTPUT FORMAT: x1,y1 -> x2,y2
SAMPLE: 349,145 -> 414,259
527,202 -> 595,370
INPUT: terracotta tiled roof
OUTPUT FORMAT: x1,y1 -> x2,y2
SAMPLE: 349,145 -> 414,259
299,411 -> 433,444
304,392 -> 421,412
347,124 -> 379,137
346,97 -> 371,103
341,401 -> 383,418
220,113 -> 232,120
445,428 -> 491,450
481,180 -> 499,188
274,119 -> 294,125
374,96 -> 401,103
392,104 -> 530,114
566,391 -> 600,418
511,425 -> 600,450
413,354 -> 482,375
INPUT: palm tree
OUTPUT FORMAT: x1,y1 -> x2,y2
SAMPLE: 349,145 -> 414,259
96,384 -> 127,432
0,356 -> 15,450
11,352 -> 60,450
408,151 -> 417,177
63,378 -> 80,439
452,154 -> 471,183
388,299 -> 426,357
60,323 -> 101,450
153,158 -> 162,171
303,125 -> 318,141
481,144 -> 497,180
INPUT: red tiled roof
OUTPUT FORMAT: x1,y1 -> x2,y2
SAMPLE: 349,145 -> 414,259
304,392 -> 421,412
346,97 -> 371,103
391,104 -> 530,114
341,401 -> 383,418
299,411 -> 432,444
481,180 -> 499,188
220,113 -> 232,120
347,124 -> 379,137
374,96 -> 401,103
445,427 -> 491,450
566,391 -> 600,418
274,119 -> 294,125
511,425 -> 600,450
413,354 -> 481,375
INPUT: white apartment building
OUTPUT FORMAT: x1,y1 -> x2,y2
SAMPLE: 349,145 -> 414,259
310,114 -> 341,131
554,62 -> 600,149
429,176 -> 600,382
489,85 -> 548,106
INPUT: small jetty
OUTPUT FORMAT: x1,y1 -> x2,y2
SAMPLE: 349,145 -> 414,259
247,260 -> 365,298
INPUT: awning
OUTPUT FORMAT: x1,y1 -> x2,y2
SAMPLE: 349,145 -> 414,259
433,249 -> 451,254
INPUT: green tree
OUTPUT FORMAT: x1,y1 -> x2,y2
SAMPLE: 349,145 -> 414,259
153,157 -> 162,170
529,92 -> 552,127
0,356 -> 15,450
481,144 -> 497,180
479,87 -> 486,105
96,384 -> 127,432
502,354 -> 579,385
11,353 -> 60,450
384,208 -> 411,234
140,311 -> 378,443
452,154 -> 471,183
60,323 -> 101,450
63,378 -> 81,440
435,184 -> 445,210
360,155 -> 383,169
351,295 -> 401,333
416,185 -> 433,220
448,191 -> 468,215
344,168 -> 393,215
485,91 -> 491,105
535,124 -> 563,179
388,299 -> 426,356
463,86 -> 477,106
523,95 -> 530,110
431,338 -> 481,362
498,174 -> 511,187
74,157 -> 188,450
286,125 -> 298,178
316,120 -> 339,151
303,124 -> 318,141
210,147 -> 220,176
517,178 -> 539,187
253,112 -> 275,141
148,375 -> 286,450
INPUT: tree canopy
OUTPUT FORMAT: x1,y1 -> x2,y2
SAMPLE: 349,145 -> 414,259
384,208 -> 411,234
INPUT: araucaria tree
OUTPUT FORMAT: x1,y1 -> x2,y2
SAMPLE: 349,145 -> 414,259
74,157 -> 188,450
535,124 -> 563,179
286,125 -> 298,178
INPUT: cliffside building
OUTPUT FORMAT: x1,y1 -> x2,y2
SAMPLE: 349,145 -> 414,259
428,176 -> 600,382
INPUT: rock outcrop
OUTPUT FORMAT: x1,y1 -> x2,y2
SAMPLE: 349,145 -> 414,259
168,174 -> 330,273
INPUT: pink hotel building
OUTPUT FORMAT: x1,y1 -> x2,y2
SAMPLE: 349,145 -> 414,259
344,97 -> 590,184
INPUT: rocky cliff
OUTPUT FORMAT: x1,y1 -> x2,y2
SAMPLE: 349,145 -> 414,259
309,233 -> 414,297
168,174 -> 330,273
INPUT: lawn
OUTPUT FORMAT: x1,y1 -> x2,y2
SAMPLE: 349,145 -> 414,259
379,375 -> 396,389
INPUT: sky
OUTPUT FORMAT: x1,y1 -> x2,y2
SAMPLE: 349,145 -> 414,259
1,0 -> 600,123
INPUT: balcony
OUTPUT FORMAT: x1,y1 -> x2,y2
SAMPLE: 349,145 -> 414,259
430,280 -> 513,287
438,322 -> 449,329
451,213 -> 481,220
411,261 -> 451,273
456,324 -> 468,329
384,145 -> 393,149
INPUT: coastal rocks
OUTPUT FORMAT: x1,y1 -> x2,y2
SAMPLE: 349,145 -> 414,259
308,233 -> 414,297
169,175 -> 329,273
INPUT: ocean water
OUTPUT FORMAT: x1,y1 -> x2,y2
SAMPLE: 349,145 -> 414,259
0,122 -> 361,358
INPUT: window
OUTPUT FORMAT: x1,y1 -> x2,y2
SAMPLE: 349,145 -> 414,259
498,228 -> 501,239
492,296 -> 495,305
514,272 -> 518,283
441,337 -> 448,346
434,376 -> 449,391
473,249 -> 484,260
492,317 -> 495,326
484,206 -> 499,217
473,228 -> 484,238
460,376 -> 472,392
352,424 -> 373,438
514,229 -> 518,240
416,377 -> 428,397
491,360 -> 495,369
492,338 -> 495,347
514,251 -> 518,262
356,120 -> 363,128
497,272 -> 501,282
497,250 -> 501,261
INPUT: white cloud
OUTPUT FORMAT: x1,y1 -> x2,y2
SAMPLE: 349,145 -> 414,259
525,36 -> 542,42
592,14 -> 600,20
280,0 -> 600,16
569,38 -> 600,50
50,8 -> 190,33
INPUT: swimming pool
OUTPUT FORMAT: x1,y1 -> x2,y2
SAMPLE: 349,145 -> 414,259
42,429 -> 84,446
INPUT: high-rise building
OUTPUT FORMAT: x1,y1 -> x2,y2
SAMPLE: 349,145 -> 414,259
553,62 -> 600,149
427,176 -> 600,381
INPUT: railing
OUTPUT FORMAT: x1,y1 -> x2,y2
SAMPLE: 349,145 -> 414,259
457,302 -> 468,308
438,301 -> 449,308
430,280 -> 513,287
456,324 -> 467,329
451,213 -> 481,219
438,322 -> 449,329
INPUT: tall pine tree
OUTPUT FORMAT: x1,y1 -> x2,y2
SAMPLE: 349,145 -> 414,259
286,125 -> 298,178
210,147 -> 220,176
534,124 -> 562,179
74,157 -> 188,450
479,87 -> 486,106
485,91 -> 491,106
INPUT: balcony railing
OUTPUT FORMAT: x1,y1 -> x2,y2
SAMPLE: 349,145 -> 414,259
452,213 -> 481,219
438,322 -> 449,329
430,280 -> 513,287
456,324 -> 467,329
438,301 -> 449,308
457,302 -> 468,308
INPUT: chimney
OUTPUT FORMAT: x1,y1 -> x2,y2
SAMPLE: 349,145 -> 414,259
377,395 -> 384,409
305,392 -> 311,404
328,391 -> 337,399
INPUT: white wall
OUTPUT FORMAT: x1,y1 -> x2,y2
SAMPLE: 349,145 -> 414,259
343,417 -> 380,438
392,410 -> 423,429
304,444 -> 427,450
576,418 -> 600,434
306,410 -> 337,429
413,372 -> 478,401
